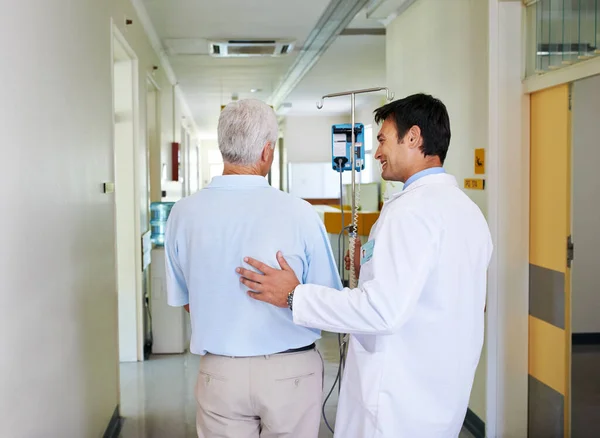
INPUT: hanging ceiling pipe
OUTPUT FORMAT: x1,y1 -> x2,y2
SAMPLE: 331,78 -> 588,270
268,0 -> 371,111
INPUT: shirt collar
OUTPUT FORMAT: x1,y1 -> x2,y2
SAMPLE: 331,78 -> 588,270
403,167 -> 445,190
207,175 -> 270,189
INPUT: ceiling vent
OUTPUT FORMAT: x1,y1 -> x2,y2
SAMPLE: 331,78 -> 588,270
209,40 -> 295,57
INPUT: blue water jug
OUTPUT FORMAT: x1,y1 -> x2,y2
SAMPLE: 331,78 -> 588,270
150,202 -> 175,246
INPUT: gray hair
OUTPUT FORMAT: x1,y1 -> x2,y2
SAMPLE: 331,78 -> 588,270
217,99 -> 279,166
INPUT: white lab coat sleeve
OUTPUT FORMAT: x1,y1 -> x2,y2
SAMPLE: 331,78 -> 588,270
293,207 -> 438,335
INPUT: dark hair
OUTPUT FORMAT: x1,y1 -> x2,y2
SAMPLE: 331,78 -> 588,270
374,93 -> 451,164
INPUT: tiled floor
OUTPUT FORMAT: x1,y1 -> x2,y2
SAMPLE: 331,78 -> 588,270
571,344 -> 600,438
119,331 -> 475,438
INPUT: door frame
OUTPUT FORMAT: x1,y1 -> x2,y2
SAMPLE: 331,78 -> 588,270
111,21 -> 144,362
147,73 -> 162,204
485,2 -> 530,436
524,56 -> 600,94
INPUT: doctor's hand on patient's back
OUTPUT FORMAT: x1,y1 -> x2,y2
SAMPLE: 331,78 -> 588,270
344,238 -> 362,279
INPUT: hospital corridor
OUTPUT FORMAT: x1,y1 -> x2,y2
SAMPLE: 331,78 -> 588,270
2,0 -> 600,437
117,333 -> 478,438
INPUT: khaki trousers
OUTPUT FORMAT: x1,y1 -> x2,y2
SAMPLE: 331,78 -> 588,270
195,348 -> 324,438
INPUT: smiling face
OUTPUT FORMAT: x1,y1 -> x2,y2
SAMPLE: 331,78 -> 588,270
373,94 -> 451,183
374,117 -> 424,183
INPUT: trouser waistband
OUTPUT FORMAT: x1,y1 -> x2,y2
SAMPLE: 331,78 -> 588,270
210,343 -> 316,359
282,342 -> 316,354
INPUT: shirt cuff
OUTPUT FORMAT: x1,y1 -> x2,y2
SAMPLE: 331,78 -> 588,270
291,284 -> 309,325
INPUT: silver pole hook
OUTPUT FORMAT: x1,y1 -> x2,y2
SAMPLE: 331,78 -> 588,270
316,87 -> 395,109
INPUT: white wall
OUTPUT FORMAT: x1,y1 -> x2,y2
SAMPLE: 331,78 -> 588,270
386,0 -> 489,420
284,114 -> 350,163
386,0 -> 489,216
572,74 -> 600,334
0,0 -> 189,436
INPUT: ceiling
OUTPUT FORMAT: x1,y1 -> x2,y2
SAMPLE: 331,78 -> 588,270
142,0 -> 387,137
285,34 -> 387,116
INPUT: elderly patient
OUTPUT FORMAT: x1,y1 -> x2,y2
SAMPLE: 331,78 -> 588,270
164,99 -> 342,438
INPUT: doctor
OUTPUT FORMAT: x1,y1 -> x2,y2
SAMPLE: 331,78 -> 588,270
236,93 -> 493,438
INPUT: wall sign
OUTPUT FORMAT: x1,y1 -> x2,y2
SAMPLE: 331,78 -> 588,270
475,148 -> 485,174
464,178 -> 485,190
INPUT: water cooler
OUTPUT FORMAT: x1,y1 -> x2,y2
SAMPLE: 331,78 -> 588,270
150,202 -> 187,354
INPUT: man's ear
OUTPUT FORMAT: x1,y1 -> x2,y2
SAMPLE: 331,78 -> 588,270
406,126 -> 422,150
261,142 -> 273,162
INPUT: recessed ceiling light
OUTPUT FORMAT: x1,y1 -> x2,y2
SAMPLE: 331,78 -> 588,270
250,88 -> 262,93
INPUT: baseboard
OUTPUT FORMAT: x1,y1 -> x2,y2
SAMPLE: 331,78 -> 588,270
463,408 -> 485,438
573,332 -> 600,345
103,405 -> 123,438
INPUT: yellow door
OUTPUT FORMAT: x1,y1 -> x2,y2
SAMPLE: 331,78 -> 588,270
529,84 -> 571,437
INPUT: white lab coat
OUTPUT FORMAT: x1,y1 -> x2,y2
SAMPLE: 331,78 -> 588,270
293,173 -> 493,438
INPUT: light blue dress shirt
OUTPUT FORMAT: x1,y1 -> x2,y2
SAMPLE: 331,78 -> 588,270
164,175 -> 342,356
403,167 -> 446,190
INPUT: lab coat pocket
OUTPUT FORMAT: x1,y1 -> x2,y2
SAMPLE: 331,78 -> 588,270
345,340 -> 386,415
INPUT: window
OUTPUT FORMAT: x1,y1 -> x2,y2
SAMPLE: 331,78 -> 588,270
526,0 -> 600,77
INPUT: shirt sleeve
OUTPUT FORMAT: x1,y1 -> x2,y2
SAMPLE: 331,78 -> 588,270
164,207 -> 189,307
293,207 -> 438,335
301,211 -> 343,290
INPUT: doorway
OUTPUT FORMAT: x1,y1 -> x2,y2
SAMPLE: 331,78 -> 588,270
112,27 -> 143,363
570,74 -> 600,438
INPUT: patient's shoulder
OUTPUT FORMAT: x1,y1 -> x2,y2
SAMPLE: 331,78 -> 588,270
282,191 -> 319,214
266,190 -> 321,222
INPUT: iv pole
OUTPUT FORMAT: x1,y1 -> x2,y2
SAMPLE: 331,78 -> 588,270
317,87 -> 395,435
317,87 -> 394,288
